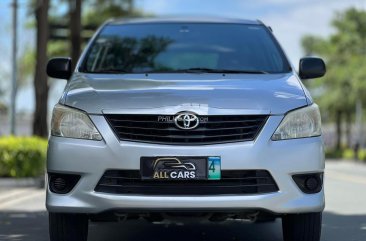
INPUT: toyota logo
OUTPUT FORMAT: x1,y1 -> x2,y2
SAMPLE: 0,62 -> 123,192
174,112 -> 199,130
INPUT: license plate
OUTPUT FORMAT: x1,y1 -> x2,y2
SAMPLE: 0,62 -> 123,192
140,156 -> 221,180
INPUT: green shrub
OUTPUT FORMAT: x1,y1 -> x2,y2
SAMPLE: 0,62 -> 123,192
340,148 -> 366,161
356,149 -> 366,161
342,149 -> 354,160
0,136 -> 47,177
326,147 -> 366,162
325,148 -> 344,159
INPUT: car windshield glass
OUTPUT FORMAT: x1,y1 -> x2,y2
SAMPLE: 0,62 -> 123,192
81,23 -> 291,74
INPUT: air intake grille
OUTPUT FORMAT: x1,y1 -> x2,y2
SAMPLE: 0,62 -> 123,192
95,170 -> 279,195
104,114 -> 268,145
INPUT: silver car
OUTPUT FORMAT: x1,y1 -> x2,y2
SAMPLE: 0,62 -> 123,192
46,17 -> 326,241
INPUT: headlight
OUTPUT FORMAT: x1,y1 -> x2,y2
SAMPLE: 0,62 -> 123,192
272,104 -> 321,141
51,104 -> 102,140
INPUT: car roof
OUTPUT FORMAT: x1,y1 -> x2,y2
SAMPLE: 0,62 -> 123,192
107,16 -> 262,26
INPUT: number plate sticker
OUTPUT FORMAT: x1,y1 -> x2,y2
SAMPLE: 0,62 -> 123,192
140,156 -> 221,180
208,157 -> 221,180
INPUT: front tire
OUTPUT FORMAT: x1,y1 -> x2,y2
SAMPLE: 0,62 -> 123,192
282,212 -> 322,241
49,212 -> 88,241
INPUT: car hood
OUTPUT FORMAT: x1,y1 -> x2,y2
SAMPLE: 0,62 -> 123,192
62,73 -> 308,115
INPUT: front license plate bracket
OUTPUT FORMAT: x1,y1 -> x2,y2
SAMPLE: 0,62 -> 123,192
140,156 -> 221,181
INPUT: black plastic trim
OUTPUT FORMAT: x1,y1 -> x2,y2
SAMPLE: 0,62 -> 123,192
104,114 -> 269,145
49,173 -> 81,194
95,169 -> 279,195
292,173 -> 323,194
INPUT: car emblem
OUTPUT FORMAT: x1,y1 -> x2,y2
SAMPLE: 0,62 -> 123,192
174,112 -> 199,130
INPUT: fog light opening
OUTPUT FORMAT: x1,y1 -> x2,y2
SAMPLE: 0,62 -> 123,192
49,173 -> 81,194
52,177 -> 67,192
292,173 -> 323,194
304,177 -> 319,191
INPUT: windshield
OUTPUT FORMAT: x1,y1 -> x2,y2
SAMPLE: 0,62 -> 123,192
81,23 -> 291,74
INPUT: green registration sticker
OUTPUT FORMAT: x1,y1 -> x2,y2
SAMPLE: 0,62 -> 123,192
208,157 -> 221,180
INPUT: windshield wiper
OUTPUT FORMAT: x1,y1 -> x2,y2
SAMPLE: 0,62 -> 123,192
86,68 -> 268,74
149,68 -> 268,74
86,68 -> 129,74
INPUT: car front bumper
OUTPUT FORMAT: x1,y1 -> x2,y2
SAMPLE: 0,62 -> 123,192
46,115 -> 325,214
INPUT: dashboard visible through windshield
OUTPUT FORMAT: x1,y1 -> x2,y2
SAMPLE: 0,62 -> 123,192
80,23 -> 291,74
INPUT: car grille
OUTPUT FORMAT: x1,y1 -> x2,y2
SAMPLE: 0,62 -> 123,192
95,170 -> 279,195
104,114 -> 268,145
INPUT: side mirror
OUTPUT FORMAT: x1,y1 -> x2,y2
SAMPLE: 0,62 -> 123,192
299,57 -> 326,79
46,57 -> 72,80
